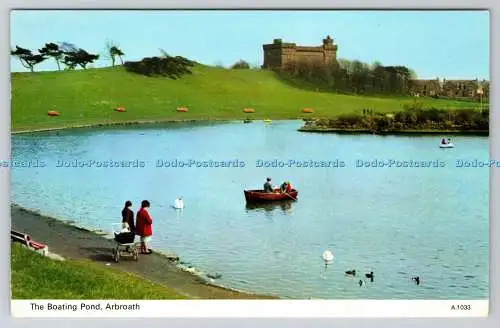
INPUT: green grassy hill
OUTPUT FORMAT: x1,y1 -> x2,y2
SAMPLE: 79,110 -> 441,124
11,65 -> 481,131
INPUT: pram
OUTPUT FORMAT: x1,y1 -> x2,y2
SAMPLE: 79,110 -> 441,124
111,229 -> 139,262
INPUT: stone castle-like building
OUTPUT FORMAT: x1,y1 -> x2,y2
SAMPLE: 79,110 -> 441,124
262,36 -> 489,101
262,35 -> 339,69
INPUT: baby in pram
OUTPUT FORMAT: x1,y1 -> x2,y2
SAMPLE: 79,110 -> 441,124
114,222 -> 136,250
121,221 -> 131,232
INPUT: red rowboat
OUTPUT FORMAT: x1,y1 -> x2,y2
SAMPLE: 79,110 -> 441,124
244,189 -> 298,202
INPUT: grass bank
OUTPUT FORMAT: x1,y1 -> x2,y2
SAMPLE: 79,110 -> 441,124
11,204 -> 277,299
11,243 -> 185,299
11,65 -> 481,132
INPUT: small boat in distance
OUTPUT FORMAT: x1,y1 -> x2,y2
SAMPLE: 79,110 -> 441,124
439,142 -> 455,148
440,138 -> 455,148
244,189 -> 298,203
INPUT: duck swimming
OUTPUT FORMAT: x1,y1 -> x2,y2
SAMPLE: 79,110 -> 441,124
412,276 -> 420,285
345,270 -> 356,276
365,271 -> 374,281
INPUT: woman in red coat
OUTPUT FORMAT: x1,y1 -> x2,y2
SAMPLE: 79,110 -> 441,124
135,200 -> 153,254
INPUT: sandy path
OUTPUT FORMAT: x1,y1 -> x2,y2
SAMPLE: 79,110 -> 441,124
10,204 -> 277,299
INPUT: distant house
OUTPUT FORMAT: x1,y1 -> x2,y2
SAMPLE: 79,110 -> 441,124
405,78 -> 488,101
409,78 -> 441,97
262,36 -> 488,101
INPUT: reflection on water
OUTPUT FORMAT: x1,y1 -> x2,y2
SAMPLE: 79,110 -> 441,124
245,200 -> 295,213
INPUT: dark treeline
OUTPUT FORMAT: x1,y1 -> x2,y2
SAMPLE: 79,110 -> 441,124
123,51 -> 196,78
279,59 -> 417,96
303,102 -> 489,133
10,42 -> 101,72
11,41 -> 196,80
231,59 -> 251,69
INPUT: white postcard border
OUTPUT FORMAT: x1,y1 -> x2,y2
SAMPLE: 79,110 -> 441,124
1,0 -> 499,327
10,300 -> 490,318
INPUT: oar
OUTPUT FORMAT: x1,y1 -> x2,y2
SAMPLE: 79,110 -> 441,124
284,191 -> 297,201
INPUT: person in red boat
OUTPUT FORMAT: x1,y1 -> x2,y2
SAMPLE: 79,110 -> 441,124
285,181 -> 293,193
264,177 -> 274,193
135,200 -> 153,254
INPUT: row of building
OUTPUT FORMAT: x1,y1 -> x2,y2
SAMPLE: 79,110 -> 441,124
262,36 -> 489,101
409,78 -> 489,101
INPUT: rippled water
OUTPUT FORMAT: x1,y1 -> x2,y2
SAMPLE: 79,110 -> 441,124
10,120 -> 489,299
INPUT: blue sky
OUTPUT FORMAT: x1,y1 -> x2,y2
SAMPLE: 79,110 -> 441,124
10,10 -> 489,79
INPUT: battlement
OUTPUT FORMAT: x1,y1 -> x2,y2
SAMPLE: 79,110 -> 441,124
262,36 -> 338,69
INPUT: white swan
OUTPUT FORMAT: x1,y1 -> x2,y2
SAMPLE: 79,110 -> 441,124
322,249 -> 334,263
173,197 -> 184,209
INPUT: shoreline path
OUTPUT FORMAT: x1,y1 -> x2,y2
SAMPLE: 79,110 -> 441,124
10,204 -> 276,300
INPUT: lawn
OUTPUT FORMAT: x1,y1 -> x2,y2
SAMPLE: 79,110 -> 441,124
11,65 -> 482,131
10,243 -> 185,299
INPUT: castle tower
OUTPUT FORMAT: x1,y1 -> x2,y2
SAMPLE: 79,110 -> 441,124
322,35 -> 338,66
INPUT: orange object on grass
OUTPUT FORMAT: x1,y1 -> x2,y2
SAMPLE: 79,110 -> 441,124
47,110 -> 60,117
176,107 -> 189,112
243,108 -> 255,113
302,108 -> 314,113
115,107 -> 126,112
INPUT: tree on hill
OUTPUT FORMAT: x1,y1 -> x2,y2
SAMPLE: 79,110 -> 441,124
39,43 -> 64,71
278,57 -> 416,96
110,46 -> 125,65
124,50 -> 195,78
105,41 -> 125,67
231,59 -> 250,69
10,46 -> 46,72
62,48 -> 100,70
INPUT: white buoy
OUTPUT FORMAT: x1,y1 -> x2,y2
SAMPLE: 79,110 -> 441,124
322,249 -> 334,263
173,197 -> 184,209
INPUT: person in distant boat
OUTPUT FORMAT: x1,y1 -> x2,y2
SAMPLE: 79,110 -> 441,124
135,200 -> 153,254
280,181 -> 288,193
285,181 -> 293,193
441,138 -> 447,145
447,138 -> 451,144
264,177 -> 273,193
121,200 -> 135,233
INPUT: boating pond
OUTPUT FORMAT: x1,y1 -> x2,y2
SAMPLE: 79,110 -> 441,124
11,120 -> 489,299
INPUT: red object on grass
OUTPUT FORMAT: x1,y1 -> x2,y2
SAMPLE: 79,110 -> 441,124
47,110 -> 60,116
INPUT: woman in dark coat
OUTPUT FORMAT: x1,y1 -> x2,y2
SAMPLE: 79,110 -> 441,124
121,200 -> 135,233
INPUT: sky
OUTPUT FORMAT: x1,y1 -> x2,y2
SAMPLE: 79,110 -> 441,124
10,10 -> 490,79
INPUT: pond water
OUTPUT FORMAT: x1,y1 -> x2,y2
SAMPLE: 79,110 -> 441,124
11,120 -> 489,299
